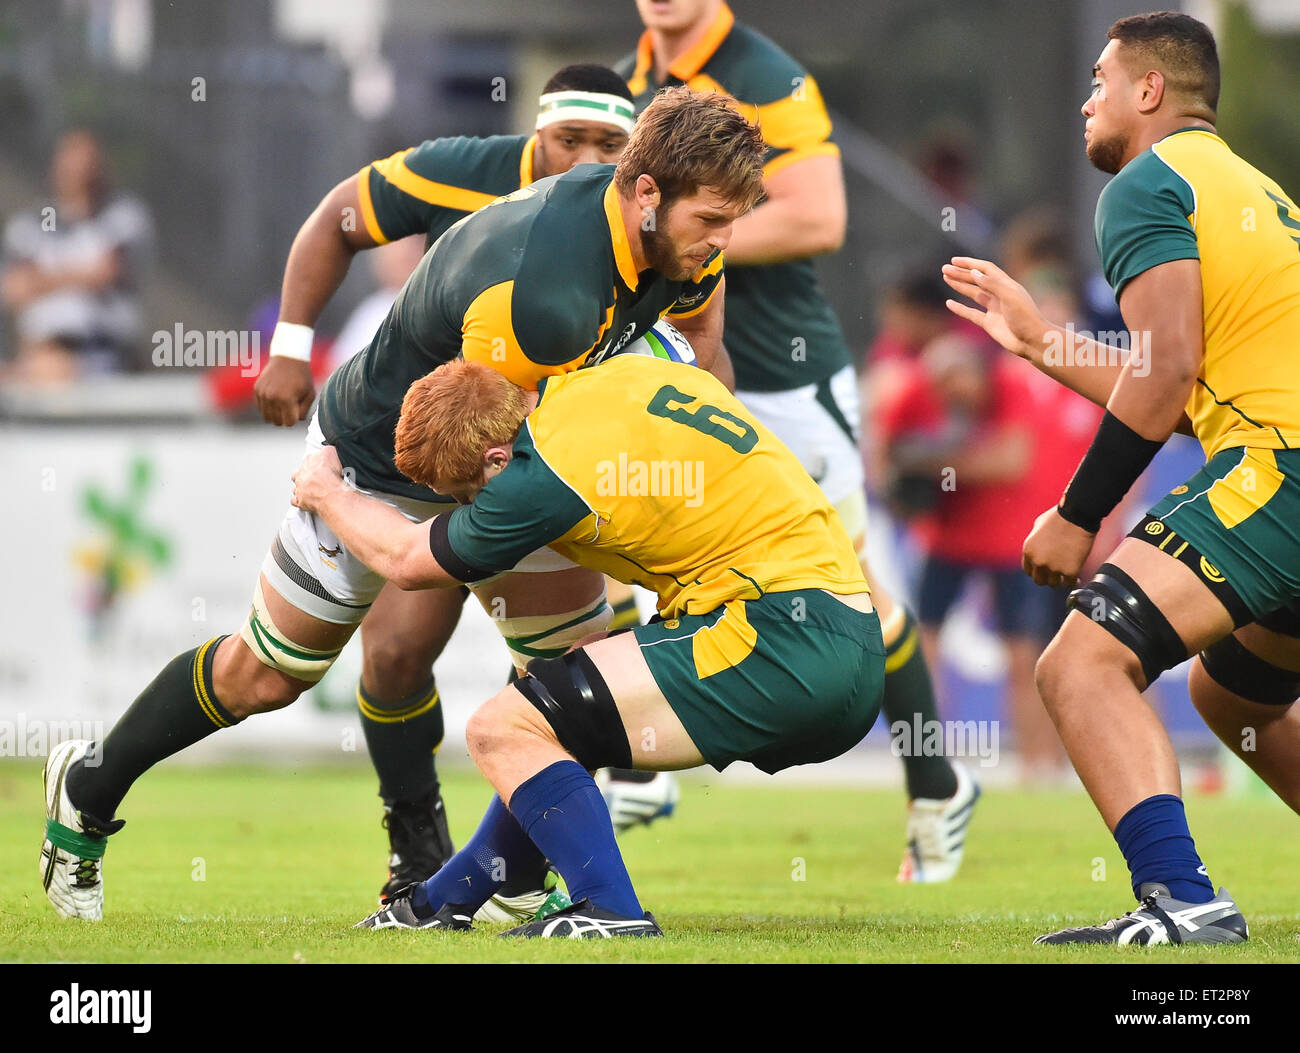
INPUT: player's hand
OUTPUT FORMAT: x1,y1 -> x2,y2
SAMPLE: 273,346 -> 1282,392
255,356 -> 316,427
942,257 -> 1049,363
291,446 -> 345,514
1022,506 -> 1096,588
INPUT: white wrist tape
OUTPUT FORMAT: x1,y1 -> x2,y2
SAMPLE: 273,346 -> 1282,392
269,321 -> 314,362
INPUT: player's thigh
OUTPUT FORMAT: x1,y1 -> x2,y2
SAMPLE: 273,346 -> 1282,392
1057,446 -> 1300,689
737,365 -> 863,508
626,591 -> 885,775
360,580 -> 466,665
1043,538 -> 1236,694
580,632 -> 706,769
218,572 -> 359,714
1195,607 -> 1300,712
471,561 -> 609,670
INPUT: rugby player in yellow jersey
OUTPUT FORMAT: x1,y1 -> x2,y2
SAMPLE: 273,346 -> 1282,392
945,11 -> 1300,945
250,64 -> 643,911
615,0 -> 976,885
290,353 -> 884,936
38,89 -> 762,924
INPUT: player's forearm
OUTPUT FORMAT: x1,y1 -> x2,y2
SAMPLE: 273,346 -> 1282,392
723,196 -> 844,266
1023,327 -> 1126,407
314,487 -> 446,590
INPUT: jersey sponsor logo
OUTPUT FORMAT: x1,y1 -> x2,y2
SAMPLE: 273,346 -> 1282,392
1170,485 -> 1189,495
588,323 -> 639,368
319,543 -> 343,558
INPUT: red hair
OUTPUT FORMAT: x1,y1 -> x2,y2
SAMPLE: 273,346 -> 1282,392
394,360 -> 529,488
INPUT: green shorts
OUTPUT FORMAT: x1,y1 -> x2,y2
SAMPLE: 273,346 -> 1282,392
1132,446 -> 1300,625
633,589 -> 884,774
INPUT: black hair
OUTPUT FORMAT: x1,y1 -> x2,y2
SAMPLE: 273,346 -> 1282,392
1107,11 -> 1219,116
542,64 -> 634,103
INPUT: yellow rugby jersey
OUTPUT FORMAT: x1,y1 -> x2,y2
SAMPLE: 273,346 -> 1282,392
1095,128 -> 1300,458
429,355 -> 867,618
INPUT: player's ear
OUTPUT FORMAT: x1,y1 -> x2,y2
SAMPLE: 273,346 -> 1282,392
1138,69 -> 1164,113
635,173 -> 661,209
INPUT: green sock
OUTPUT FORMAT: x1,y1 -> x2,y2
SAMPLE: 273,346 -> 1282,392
881,610 -> 957,801
358,677 -> 444,804
66,636 -> 239,820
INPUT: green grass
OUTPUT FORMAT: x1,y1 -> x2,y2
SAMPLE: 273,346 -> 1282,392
3,761 -> 1298,962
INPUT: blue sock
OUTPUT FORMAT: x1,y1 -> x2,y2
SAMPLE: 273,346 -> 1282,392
508,760 -> 643,919
1113,794 -> 1215,904
411,795 -> 546,916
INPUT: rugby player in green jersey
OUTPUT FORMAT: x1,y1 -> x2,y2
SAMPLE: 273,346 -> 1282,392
249,65 -> 641,913
291,353 -> 884,937
945,12 -> 1300,945
39,88 -> 764,924
616,0 -> 977,884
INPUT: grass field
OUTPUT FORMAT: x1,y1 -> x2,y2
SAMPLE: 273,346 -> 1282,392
3,760 -> 1299,963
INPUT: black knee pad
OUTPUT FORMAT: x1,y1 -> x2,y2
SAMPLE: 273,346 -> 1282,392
1200,635 -> 1300,706
1066,563 -> 1187,688
512,650 -> 633,770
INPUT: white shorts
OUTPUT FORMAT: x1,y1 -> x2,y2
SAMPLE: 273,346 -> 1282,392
736,364 -> 865,507
263,417 -> 579,625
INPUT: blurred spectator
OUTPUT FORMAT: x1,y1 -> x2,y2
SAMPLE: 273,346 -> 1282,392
877,329 -> 1064,783
1,129 -> 154,382
862,266 -> 977,493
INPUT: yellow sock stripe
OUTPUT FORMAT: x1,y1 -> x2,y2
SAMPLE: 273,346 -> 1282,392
884,623 -> 919,675
192,637 -> 232,729
356,685 -> 440,725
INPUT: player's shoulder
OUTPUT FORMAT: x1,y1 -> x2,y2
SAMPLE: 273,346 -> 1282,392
1099,141 -> 1196,219
512,168 -> 618,363
401,134 -> 529,185
709,19 -> 807,104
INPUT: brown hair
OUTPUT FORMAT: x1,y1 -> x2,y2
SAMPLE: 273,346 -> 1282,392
1108,11 -> 1219,117
614,85 -> 765,210
394,360 -> 529,488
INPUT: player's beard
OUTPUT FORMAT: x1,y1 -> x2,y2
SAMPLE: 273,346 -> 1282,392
640,222 -> 693,282
1086,128 -> 1130,175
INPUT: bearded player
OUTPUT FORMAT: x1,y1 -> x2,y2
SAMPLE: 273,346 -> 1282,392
249,64 -> 644,914
40,88 -> 761,923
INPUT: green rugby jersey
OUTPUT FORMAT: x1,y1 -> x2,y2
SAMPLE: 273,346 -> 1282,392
615,1 -> 851,392
317,165 -> 725,501
357,134 -> 534,246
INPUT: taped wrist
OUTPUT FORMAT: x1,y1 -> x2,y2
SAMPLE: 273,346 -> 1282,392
1059,411 -> 1165,533
269,321 -> 314,362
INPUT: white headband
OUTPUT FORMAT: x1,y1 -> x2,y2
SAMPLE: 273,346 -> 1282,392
536,90 -> 636,135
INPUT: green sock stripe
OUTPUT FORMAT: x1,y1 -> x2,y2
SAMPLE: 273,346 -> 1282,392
249,613 -> 343,663
504,599 -> 610,650
508,641 -> 572,660
45,819 -> 107,859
